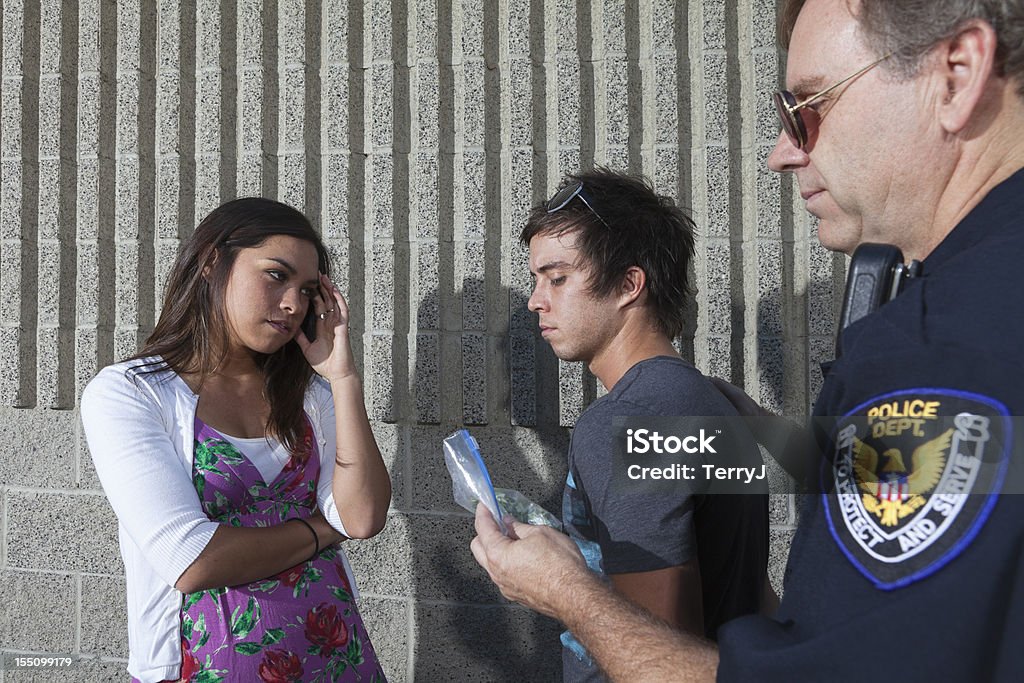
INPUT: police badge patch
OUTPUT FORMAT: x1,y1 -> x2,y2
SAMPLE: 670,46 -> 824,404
823,388 -> 1011,590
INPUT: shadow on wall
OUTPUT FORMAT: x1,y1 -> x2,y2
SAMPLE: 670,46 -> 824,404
756,286 -> 786,414
755,269 -> 842,414
755,273 -> 845,595
408,280 -> 568,681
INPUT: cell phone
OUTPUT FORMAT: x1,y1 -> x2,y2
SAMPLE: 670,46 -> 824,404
836,242 -> 921,356
301,306 -> 317,342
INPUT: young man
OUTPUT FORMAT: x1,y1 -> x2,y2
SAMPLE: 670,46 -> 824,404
473,1 -> 1024,680
522,168 -> 768,681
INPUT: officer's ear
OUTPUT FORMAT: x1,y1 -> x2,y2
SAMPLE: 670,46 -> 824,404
935,18 -> 999,135
618,266 -> 646,308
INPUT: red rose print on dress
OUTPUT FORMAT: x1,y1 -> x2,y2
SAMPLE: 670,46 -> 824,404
282,454 -> 303,476
276,563 -> 304,588
335,562 -> 352,593
280,459 -> 306,495
179,638 -> 200,682
257,648 -> 304,683
285,424 -> 314,470
304,602 -> 350,652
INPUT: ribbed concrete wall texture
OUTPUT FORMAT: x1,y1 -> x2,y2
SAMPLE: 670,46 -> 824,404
0,0 -> 847,680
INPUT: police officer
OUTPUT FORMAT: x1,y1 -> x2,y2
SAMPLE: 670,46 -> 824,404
471,0 -> 1024,680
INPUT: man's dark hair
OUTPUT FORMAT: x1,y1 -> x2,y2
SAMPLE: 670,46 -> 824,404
520,168 -> 697,339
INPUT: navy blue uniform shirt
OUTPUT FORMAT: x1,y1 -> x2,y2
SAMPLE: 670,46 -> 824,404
717,168 -> 1024,681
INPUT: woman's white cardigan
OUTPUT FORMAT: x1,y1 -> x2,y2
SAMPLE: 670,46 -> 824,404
80,358 -> 355,683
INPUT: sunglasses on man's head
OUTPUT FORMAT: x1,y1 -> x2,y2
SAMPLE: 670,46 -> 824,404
546,181 -> 611,229
772,54 -> 890,151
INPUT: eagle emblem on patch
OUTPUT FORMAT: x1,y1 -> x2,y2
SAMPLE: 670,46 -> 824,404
853,428 -> 952,527
824,389 -> 1010,590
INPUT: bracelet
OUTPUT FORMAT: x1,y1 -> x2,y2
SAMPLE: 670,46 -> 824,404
290,517 -> 320,560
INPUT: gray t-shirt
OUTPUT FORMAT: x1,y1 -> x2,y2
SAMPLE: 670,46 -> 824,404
561,356 -> 768,682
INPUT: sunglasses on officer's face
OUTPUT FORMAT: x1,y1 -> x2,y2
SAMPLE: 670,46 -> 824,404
772,53 -> 890,151
546,181 -> 611,229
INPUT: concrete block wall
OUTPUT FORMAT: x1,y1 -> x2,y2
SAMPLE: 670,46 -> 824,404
0,1 -> 844,680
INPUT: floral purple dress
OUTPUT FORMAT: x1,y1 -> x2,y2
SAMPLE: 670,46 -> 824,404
171,416 -> 386,683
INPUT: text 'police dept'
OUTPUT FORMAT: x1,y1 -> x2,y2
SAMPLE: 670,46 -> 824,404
625,428 -> 766,484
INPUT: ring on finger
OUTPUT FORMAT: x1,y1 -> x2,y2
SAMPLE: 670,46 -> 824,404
318,309 -> 335,320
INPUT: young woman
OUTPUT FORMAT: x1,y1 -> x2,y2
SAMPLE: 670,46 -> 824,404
82,198 -> 391,682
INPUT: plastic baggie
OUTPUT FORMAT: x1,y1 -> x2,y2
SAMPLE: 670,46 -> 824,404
442,429 -> 563,534
493,488 -> 561,530
442,429 -> 510,535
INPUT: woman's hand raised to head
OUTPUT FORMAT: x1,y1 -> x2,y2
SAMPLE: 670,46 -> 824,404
298,274 -> 391,540
295,273 -> 358,382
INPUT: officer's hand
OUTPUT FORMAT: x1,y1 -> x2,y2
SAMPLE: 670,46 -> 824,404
710,377 -> 774,417
470,503 -> 588,620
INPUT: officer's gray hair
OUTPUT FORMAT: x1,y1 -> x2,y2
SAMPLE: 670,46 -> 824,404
779,0 -> 1024,98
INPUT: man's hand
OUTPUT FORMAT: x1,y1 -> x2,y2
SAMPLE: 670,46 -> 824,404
710,376 -> 815,484
470,503 -> 593,620
471,504 -> 719,682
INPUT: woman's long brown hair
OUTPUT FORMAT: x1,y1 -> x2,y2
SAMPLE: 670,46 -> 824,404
127,197 -> 331,454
